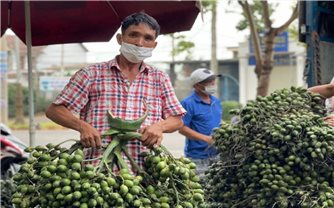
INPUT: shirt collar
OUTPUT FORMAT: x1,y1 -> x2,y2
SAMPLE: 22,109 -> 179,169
192,91 -> 206,102
108,55 -> 150,73
192,90 -> 215,104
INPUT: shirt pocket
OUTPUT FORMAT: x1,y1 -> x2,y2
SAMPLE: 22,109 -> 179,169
142,95 -> 162,126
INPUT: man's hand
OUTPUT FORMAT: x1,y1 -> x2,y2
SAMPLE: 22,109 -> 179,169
324,114 -> 334,127
179,125 -> 214,144
140,123 -> 164,148
205,135 -> 214,145
79,121 -> 102,148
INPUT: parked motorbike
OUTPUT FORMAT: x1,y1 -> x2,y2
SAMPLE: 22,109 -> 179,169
0,123 -> 28,179
1,123 -> 28,207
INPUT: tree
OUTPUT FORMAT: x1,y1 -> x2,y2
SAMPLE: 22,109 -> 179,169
170,34 -> 195,61
168,34 -> 195,86
237,0 -> 298,96
201,0 -> 219,96
14,36 -> 25,124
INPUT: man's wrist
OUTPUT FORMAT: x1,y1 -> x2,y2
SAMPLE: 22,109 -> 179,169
156,122 -> 165,132
330,83 -> 334,90
204,135 -> 211,143
76,119 -> 85,133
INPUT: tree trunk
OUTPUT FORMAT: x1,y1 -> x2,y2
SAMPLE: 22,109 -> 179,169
256,30 -> 276,96
210,1 -> 219,97
239,0 -> 263,77
15,83 -> 25,124
15,36 -> 24,124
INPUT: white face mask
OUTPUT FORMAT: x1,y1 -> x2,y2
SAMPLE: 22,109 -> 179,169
119,42 -> 154,63
204,85 -> 217,95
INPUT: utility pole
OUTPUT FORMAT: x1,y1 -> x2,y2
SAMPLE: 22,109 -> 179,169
25,1 -> 36,146
170,35 -> 176,86
0,37 -> 8,124
60,44 -> 65,75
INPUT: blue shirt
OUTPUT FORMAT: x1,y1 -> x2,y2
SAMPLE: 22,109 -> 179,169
181,91 -> 222,159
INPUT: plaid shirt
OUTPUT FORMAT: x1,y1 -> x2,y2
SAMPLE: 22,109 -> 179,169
53,57 -> 185,171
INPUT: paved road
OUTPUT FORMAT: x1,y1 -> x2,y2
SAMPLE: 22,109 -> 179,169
13,129 -> 185,158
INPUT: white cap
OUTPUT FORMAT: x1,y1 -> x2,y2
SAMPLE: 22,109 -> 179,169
190,68 -> 220,85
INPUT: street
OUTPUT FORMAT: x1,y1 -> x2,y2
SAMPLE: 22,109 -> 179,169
13,129 -> 185,158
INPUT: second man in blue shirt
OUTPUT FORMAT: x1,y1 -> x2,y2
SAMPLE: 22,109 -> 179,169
178,68 -> 222,178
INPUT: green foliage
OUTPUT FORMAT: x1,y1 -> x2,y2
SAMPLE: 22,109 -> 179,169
236,0 -> 278,32
170,34 -> 195,60
221,101 -> 242,122
8,84 -> 54,118
174,40 -> 195,59
201,0 -> 217,13
8,84 -> 29,118
236,19 -> 248,31
35,91 -> 53,114
1,179 -> 17,208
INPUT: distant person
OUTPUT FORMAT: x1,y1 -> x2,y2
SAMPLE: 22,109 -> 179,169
309,80 -> 334,127
178,68 -> 222,178
45,12 -> 186,171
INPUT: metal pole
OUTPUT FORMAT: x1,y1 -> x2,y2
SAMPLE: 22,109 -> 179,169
170,34 -> 176,87
25,1 -> 36,146
60,44 -> 65,75
305,1 -> 317,87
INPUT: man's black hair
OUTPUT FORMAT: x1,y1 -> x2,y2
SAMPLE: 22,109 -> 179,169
121,12 -> 160,38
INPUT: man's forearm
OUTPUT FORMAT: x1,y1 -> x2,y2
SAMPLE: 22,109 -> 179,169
179,125 -> 211,143
157,116 -> 183,133
46,104 -> 102,148
45,103 -> 83,132
309,83 -> 334,98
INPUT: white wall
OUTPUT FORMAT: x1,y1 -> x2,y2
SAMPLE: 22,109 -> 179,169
238,38 -> 306,105
36,44 -> 87,70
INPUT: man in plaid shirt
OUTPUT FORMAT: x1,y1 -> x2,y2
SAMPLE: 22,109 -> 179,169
45,12 -> 186,169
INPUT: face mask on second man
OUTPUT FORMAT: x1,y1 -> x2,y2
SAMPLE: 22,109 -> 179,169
119,42 -> 154,63
204,85 -> 217,95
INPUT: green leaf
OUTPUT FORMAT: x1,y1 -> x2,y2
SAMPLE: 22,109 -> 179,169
101,129 -> 120,136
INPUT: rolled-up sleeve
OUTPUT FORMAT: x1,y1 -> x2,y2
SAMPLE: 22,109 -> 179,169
160,73 -> 186,119
53,69 -> 90,114
181,100 -> 192,126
